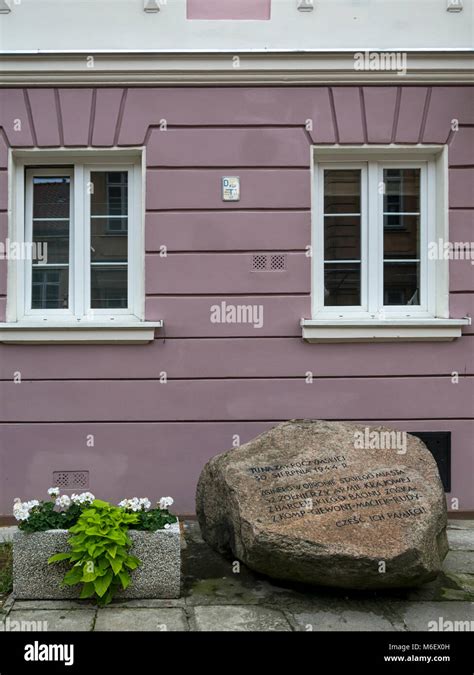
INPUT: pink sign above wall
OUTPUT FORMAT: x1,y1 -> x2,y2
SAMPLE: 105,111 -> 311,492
187,0 -> 271,20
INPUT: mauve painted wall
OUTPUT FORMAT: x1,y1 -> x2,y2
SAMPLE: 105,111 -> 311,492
187,0 -> 271,20
0,86 -> 473,515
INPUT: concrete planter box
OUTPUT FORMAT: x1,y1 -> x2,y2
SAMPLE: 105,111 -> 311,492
13,521 -> 181,600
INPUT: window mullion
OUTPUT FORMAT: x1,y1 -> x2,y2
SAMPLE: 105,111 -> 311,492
73,165 -> 85,319
367,161 -> 380,315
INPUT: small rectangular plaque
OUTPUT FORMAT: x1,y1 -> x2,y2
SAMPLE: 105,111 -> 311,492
222,176 -> 240,201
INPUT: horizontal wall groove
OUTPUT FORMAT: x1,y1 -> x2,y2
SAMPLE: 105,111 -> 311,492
145,249 -> 308,254
2,374 -> 472,382
146,165 -> 309,170
146,208 -> 311,213
145,292 -> 310,297
1,418 -> 473,425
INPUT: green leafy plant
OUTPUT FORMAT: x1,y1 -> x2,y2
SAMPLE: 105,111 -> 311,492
48,499 -> 141,606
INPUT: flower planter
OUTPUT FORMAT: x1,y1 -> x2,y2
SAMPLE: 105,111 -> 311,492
13,521 -> 181,600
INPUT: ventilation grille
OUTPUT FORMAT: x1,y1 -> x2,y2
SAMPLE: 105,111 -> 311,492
252,254 -> 287,271
52,470 -> 89,490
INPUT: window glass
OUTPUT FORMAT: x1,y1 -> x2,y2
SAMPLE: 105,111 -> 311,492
90,171 -> 128,309
31,176 -> 70,309
383,169 -> 420,305
324,169 -> 361,306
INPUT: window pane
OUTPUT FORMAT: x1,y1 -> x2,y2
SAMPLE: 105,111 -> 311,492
384,215 -> 420,260
31,175 -> 70,309
324,170 -> 361,214
33,176 -> 70,218
324,216 -> 360,261
91,218 -> 128,263
90,172 -> 128,309
32,268 -> 68,309
33,220 -> 69,264
383,169 -> 421,306
384,169 -> 420,214
90,171 -> 128,216
91,266 -> 128,309
323,169 -> 361,306
324,263 -> 360,306
384,262 -> 420,306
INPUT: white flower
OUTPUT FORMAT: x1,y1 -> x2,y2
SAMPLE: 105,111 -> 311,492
159,497 -> 174,510
164,523 -> 171,529
71,492 -> 95,505
13,499 -> 39,522
47,487 -> 60,497
119,497 -> 151,512
55,495 -> 71,509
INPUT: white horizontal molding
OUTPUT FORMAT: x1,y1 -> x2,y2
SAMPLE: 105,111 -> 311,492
0,51 -> 472,85
301,319 -> 470,343
0,321 -> 163,344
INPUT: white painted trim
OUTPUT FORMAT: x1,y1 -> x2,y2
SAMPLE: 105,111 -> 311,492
311,145 -> 449,322
0,321 -> 163,344
301,318 -> 470,343
0,0 -> 10,14
0,52 -> 472,85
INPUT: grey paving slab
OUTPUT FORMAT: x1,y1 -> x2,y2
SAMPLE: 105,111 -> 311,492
108,598 -> 185,608
12,600 -> 92,611
193,605 -> 292,631
5,609 -> 95,631
447,529 -> 474,551
290,607 -> 401,632
94,607 -> 187,632
0,527 -> 17,543
391,602 -> 474,631
443,551 -> 474,575
448,520 -> 474,530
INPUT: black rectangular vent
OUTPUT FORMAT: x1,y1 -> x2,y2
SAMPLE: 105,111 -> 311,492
409,432 -> 451,492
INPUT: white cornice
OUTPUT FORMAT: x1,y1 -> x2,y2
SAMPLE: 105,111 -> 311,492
0,51 -> 472,86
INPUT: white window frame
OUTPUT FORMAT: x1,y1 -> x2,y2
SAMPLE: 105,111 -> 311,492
302,145 -> 470,342
24,167 -> 75,319
1,148 -> 162,344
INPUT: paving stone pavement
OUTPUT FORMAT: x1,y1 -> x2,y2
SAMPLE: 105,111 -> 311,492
1,520 -> 473,632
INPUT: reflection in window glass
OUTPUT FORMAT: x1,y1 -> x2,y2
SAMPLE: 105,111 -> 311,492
324,170 -> 361,306
90,172 -> 128,308
31,176 -> 70,309
383,169 -> 420,305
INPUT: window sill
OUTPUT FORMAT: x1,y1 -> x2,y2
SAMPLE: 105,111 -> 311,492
0,321 -> 163,344
301,318 -> 471,343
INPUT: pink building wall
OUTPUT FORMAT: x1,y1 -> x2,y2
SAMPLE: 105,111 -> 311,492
0,86 -> 473,514
187,0 -> 271,20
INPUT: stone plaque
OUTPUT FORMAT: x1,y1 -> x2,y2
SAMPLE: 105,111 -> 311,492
196,420 -> 448,589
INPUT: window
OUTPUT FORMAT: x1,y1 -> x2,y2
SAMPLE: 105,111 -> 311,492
302,146 -> 469,342
18,159 -> 141,321
316,159 -> 430,318
2,151 -> 161,343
